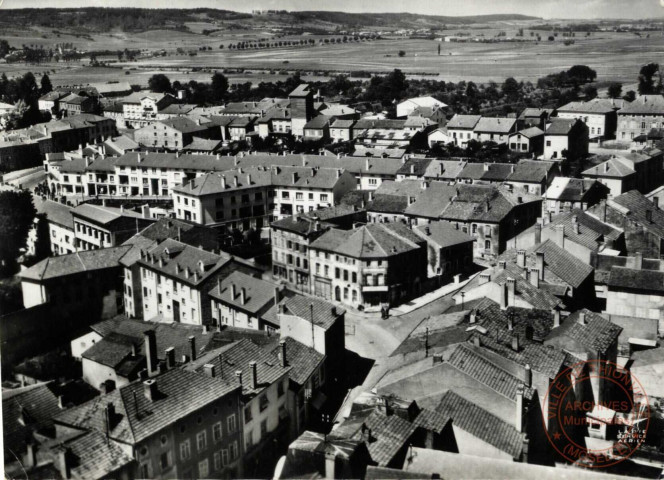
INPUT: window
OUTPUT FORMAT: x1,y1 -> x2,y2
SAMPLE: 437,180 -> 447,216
296,192 -> 303,200
308,193 -> 314,200
213,422 -> 222,442
278,380 -> 285,397
230,441 -> 238,460
282,191 -> 290,199
214,452 -> 222,471
368,178 -> 377,186
320,194 -> 328,202
546,140 -> 551,147
140,462 -> 151,478
335,268 -> 340,279
259,394 -> 269,412
227,414 -> 237,433
261,419 -> 268,437
197,431 -> 207,451
180,440 -> 191,460
160,452 -> 171,471
244,406 -> 253,423
221,449 -> 229,467
198,459 -> 209,478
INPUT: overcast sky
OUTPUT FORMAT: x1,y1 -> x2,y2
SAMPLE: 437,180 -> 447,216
2,0 -> 663,19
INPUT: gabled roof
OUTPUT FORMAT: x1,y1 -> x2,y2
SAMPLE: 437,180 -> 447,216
55,368 -> 240,444
558,100 -> 615,114
546,309 -> 622,354
447,114 -> 481,130
19,246 -> 130,282
72,203 -> 146,224
605,190 -> 664,238
182,137 -> 222,152
277,294 -> 344,330
619,95 -> 664,115
436,390 -> 526,459
267,336 -> 324,386
509,127 -> 544,139
208,271 -> 276,314
35,198 -> 74,229
544,177 -> 605,202
304,115 -> 331,130
545,118 -> 581,135
583,157 -> 636,178
474,117 -> 517,134
608,266 -> 664,293
413,220 -> 475,249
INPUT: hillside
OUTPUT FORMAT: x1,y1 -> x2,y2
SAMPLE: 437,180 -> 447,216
0,8 -> 540,34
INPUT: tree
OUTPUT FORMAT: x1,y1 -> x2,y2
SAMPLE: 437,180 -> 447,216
211,72 -> 229,101
607,83 -> 622,99
148,73 -> 171,93
583,84 -> 598,100
0,39 -> 10,59
437,44 -> 441,56
623,90 -> 637,102
40,73 -> 53,95
638,62 -> 660,95
398,50 -> 406,57
567,65 -> 597,84
502,77 -> 520,100
0,190 -> 36,275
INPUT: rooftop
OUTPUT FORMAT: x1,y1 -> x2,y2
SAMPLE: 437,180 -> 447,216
20,246 -> 131,282
546,309 -> 622,355
208,271 -> 276,314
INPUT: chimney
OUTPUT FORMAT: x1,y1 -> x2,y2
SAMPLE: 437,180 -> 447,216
221,176 -> 226,189
292,172 -> 298,183
512,334 -> 520,352
634,252 -> 643,270
506,278 -> 516,307
646,210 -> 653,223
188,336 -> 196,361
524,364 -> 532,388
536,252 -> 545,281
534,224 -> 542,245
529,268 -> 540,288
142,204 -> 149,219
484,162 -> 490,172
469,310 -> 476,324
507,315 -> 514,331
230,283 -> 236,300
655,197 -> 660,209
203,364 -> 216,378
516,250 -> 526,268
105,402 -> 115,433
425,226 -> 431,236
144,330 -> 158,375
433,353 -> 443,364
235,370 -> 243,387
280,340 -> 287,367
515,385 -> 524,433
57,447 -> 71,479
165,347 -> 175,369
250,361 -> 258,389
325,451 -> 336,480
240,287 -> 246,305
498,260 -> 507,269
274,286 -> 281,307
578,311 -> 587,325
553,309 -> 560,328
554,225 -> 565,249
143,379 -> 158,402
500,282 -> 509,310
473,335 -> 481,347
233,176 -> 238,187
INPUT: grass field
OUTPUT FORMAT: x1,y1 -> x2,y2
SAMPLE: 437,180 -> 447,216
2,23 -> 662,86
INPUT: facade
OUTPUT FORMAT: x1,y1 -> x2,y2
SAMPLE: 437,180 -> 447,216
605,263 -> 664,326
543,118 -> 589,161
446,114 -> 481,147
473,117 -> 518,144
121,91 -> 177,127
412,221 -> 475,280
72,203 -> 156,250
542,177 -> 609,215
582,148 -> 664,196
33,199 -> 76,255
507,127 -> 544,155
557,100 -> 618,140
134,117 -> 220,149
617,95 -> 664,142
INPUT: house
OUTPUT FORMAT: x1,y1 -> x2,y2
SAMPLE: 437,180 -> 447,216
505,160 -> 559,196
582,148 -> 664,196
543,118 -> 589,161
353,119 -> 415,149
134,117 -> 220,150
271,205 -> 365,295
72,202 -> 156,250
60,93 -> 95,117
397,96 -> 447,118
518,108 -> 555,129
412,220 -> 475,280
557,100 -> 618,140
542,177 -> 609,215
329,119 -> 355,143
509,209 -> 624,264
121,91 -> 176,127
447,114 -> 481,147
38,91 -> 68,113
228,116 -> 256,140
427,127 -> 454,148
289,84 -> 316,137
309,222 -> 429,309
617,95 -> 664,142
605,263 -> 664,326
586,191 -> 664,258
32,198 -> 76,256
181,137 -> 223,154
508,127 -> 544,155
473,117 -> 518,144
303,115 -> 331,142
54,368 -> 244,478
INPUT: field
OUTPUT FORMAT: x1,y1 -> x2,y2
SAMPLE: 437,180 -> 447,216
2,22 -> 663,87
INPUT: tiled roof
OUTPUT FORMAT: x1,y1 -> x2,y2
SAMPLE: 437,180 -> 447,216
532,240 -> 593,289
209,271 -> 276,314
304,115 -> 331,130
510,127 -> 544,139
412,408 -> 451,433
311,222 -> 423,259
582,157 -> 636,178
186,338 -> 289,398
508,160 -> 555,183
619,95 -> 664,115
558,100 -> 615,114
519,108 -> 553,119
544,177 -> 605,202
545,209 -> 621,251
182,137 -> 222,152
3,383 -> 62,456
608,266 -> 664,293
267,336 -> 324,385
289,430 -> 362,459
396,157 -> 432,176
62,430 -> 135,479
423,159 -> 467,180
546,309 -> 622,354
413,220 -> 474,248
447,114 -> 481,130
278,294 -> 344,330
354,118 -> 407,130
72,203 -> 146,224
365,466 -> 431,479
351,410 -> 417,467
605,190 -> 664,239
19,245 -> 130,281
474,117 -> 517,134
435,390 -> 526,459
130,217 -> 219,251
35,198 -> 74,229
545,118 -> 581,135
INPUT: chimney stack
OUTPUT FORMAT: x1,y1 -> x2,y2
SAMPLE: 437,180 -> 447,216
325,451 -> 336,480
250,361 -> 258,389
142,204 -> 149,219
280,340 -> 287,367
634,252 -> 643,270
529,268 -> 540,288
554,225 -> 565,249
469,310 -> 476,324
536,252 -> 545,281
516,250 -> 526,268
143,379 -> 158,402
515,385 -> 524,432
512,334 -> 520,352
524,364 -> 532,388
144,330 -> 158,375
188,336 -> 196,361
240,287 -> 246,305
165,347 -> 175,369
203,364 -> 216,378
534,224 -> 542,245
553,309 -> 560,328
230,283 -> 236,300
578,311 -> 587,325
235,370 -> 243,387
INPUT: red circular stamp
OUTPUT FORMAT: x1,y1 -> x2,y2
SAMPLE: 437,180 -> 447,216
542,360 -> 650,468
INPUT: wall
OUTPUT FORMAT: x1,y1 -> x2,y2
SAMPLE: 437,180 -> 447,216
452,426 -> 514,461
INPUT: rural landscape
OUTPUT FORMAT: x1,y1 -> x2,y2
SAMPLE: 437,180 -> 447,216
3,3 -> 664,480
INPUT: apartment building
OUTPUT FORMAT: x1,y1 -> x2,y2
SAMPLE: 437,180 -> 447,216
446,114 -> 481,147
542,177 -> 609,215
172,165 -> 357,229
121,91 -> 177,127
582,148 -> 664,196
557,99 -> 618,140
617,95 -> 664,142
543,118 -> 589,161
71,202 -> 155,250
32,198 -> 76,255
472,117 -> 518,144
134,117 -> 221,149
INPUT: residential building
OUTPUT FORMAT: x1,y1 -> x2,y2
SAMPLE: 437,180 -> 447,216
412,220 -> 475,280
557,100 -> 618,140
329,119 -> 354,143
473,117 -> 518,144
587,191 -> 664,258
617,95 -> 664,142
121,91 -> 177,127
172,166 -> 357,229
397,96 -> 447,118
303,115 -> 331,142
228,116 -> 256,140
38,91 -> 69,113
542,177 -> 609,215
353,119 -> 416,149
605,262 -> 664,326
582,148 -> 664,196
427,127 -> 454,148
71,202 -> 155,250
308,222 -> 428,308
518,108 -> 555,129
134,117 -> 221,149
289,84 -> 315,137
54,368 -> 244,478
507,127 -> 545,155
543,118 -> 589,161
60,93 -> 95,117
505,160 -> 559,195
32,198 -> 76,256
447,114 -> 481,147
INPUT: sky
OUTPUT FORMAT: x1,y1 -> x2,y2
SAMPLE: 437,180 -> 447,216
1,0 -> 663,19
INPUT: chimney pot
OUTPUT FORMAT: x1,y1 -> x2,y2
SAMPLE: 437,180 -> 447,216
250,361 -> 258,389
203,364 -> 216,378
144,330 -> 158,375
579,311 -> 587,325
235,370 -> 243,386
165,347 -> 175,369
280,340 -> 287,367
188,336 -> 196,361
143,379 -> 158,402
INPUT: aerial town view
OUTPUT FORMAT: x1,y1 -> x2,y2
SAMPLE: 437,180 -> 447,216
2,0 -> 664,478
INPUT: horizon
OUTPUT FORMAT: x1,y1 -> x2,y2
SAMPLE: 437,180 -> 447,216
2,0 -> 664,20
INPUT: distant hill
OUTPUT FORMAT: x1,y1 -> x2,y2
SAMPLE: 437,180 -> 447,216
0,8 -> 540,34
